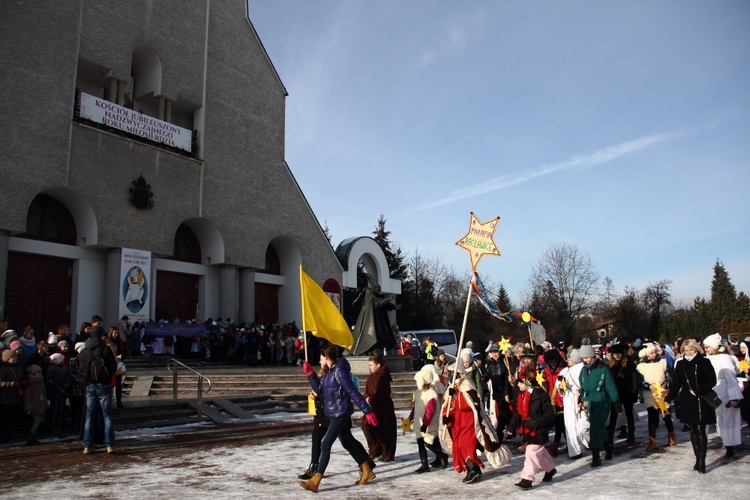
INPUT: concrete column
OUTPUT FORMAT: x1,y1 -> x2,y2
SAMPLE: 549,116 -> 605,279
239,268 -> 255,324
117,81 -> 126,106
219,265 -> 238,323
107,77 -> 117,102
105,248 -> 122,326
0,231 -> 8,320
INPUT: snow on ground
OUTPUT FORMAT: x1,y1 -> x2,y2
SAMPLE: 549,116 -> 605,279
4,408 -> 747,499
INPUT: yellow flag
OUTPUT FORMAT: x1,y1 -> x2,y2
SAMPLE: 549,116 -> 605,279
299,266 -> 353,349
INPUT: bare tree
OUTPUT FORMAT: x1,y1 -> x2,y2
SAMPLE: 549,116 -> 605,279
644,279 -> 673,341
528,242 -> 600,346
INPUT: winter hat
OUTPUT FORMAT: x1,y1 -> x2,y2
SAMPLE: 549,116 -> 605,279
26,364 -> 42,375
58,340 -> 69,349
75,342 -> 86,354
486,342 -> 499,353
49,353 -> 64,365
437,349 -> 445,357
544,348 -> 562,367
568,348 -> 582,364
609,343 -> 626,355
414,365 -> 436,388
47,332 -> 58,345
579,345 -> 596,359
2,349 -> 17,362
703,333 -> 721,350
9,340 -> 21,352
1,329 -> 18,346
461,348 -> 473,364
638,342 -> 659,358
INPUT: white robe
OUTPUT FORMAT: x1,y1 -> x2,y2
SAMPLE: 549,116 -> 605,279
707,353 -> 744,447
558,362 -> 590,457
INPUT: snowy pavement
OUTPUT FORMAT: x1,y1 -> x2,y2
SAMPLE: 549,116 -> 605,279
2,408 -> 747,499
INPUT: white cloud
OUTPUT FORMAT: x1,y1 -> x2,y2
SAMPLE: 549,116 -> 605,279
419,132 -> 677,210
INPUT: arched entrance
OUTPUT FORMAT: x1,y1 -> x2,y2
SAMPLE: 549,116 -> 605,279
5,194 -> 75,338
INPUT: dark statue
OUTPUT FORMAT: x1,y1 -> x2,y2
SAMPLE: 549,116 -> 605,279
346,274 -> 397,356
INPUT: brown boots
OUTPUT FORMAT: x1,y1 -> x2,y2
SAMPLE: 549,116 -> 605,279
299,462 -> 375,492
355,460 -> 376,485
299,472 -> 323,493
647,437 -> 657,452
668,432 -> 676,446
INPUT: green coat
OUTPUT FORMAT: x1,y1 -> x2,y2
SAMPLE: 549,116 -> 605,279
579,360 -> 620,450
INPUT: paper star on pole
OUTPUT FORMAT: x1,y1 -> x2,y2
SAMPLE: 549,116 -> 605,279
456,212 -> 501,270
498,337 -> 512,353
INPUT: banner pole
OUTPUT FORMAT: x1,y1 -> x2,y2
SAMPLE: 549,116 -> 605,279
299,265 -> 308,362
447,273 -> 474,405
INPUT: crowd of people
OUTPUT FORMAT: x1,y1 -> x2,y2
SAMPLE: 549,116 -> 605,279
0,316 -> 123,451
296,331 -> 749,492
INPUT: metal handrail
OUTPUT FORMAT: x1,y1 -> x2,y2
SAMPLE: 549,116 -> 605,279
167,358 -> 212,416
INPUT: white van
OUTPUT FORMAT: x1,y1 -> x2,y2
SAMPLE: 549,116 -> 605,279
399,329 -> 458,358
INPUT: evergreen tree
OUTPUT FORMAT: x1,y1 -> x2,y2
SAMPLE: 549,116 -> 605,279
372,214 -> 407,280
321,219 -> 333,245
710,259 -> 738,335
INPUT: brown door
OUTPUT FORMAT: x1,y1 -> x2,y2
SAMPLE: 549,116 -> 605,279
254,283 -> 278,325
5,252 -> 72,340
155,271 -> 199,322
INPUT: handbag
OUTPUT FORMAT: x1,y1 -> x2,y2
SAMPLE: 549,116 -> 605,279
684,364 -> 722,409
700,389 -> 722,410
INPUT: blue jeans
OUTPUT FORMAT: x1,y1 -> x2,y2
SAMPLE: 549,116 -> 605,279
317,416 -> 368,474
84,383 -> 115,447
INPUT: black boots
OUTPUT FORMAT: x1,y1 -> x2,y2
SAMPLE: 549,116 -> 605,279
725,446 -> 735,458
691,430 -> 707,473
542,468 -> 557,482
591,449 -> 602,468
427,441 -> 449,469
415,440 -> 430,474
414,462 -> 430,474
626,428 -> 635,444
604,442 -> 613,460
515,479 -> 533,490
462,461 -> 482,483
297,463 -> 317,480
617,426 -> 628,439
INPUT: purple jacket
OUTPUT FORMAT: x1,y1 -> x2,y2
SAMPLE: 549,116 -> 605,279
308,356 -> 372,418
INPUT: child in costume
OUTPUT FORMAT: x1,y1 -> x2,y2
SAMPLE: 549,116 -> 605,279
410,364 -> 450,473
507,366 -> 557,490
440,362 -> 511,484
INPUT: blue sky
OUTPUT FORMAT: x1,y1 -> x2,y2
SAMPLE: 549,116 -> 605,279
247,0 -> 750,307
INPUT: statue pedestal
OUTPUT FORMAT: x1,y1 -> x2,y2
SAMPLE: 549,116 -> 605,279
347,355 -> 413,376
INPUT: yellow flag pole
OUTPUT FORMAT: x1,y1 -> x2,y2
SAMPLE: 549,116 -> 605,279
299,265 -> 308,363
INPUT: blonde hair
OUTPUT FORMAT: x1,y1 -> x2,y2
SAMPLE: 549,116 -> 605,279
681,338 -> 704,355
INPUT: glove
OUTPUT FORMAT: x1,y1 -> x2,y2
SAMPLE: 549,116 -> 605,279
442,415 -> 450,425
448,387 -> 456,397
302,361 -> 314,376
365,412 -> 378,426
420,425 -> 427,433
613,400 -> 623,414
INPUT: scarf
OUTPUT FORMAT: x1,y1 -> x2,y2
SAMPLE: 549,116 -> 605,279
517,390 -> 536,437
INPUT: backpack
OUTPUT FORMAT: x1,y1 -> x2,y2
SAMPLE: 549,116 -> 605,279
89,347 -> 111,384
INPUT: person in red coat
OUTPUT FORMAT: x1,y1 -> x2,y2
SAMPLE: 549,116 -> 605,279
361,353 -> 397,462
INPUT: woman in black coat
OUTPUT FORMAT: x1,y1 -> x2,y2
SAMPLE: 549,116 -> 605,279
668,339 -> 717,474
